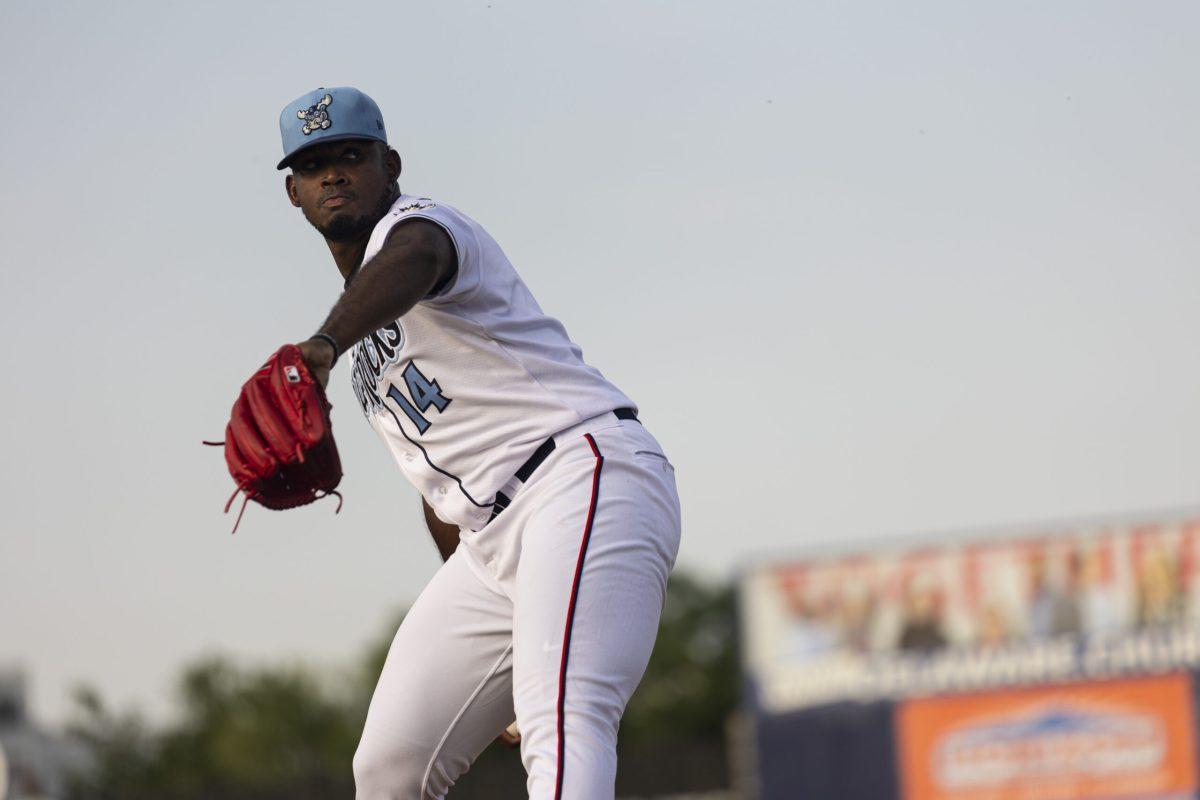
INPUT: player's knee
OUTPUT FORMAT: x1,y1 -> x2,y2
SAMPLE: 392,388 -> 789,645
352,739 -> 431,800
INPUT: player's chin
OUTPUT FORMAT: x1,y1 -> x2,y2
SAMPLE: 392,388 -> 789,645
316,209 -> 375,241
320,197 -> 370,222
317,205 -> 353,224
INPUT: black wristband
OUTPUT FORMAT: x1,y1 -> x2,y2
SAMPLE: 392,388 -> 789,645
311,332 -> 341,366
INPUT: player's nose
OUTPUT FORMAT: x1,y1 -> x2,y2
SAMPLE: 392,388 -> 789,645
320,168 -> 349,187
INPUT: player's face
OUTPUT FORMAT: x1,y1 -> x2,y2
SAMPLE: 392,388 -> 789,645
285,140 -> 400,242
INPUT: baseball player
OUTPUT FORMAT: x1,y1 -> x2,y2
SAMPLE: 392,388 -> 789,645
273,87 -> 681,799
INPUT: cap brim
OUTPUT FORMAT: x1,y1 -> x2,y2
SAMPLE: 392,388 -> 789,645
276,133 -> 387,170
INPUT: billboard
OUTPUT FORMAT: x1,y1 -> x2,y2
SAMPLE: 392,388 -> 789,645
740,514 -> 1200,713
895,673 -> 1197,800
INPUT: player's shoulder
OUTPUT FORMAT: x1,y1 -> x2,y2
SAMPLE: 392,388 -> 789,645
371,193 -> 452,240
381,194 -> 480,236
387,193 -> 483,244
384,193 -> 479,223
389,194 -> 442,217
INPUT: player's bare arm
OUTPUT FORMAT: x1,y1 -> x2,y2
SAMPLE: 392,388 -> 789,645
422,499 -> 460,562
279,138 -> 454,386
296,218 -> 454,386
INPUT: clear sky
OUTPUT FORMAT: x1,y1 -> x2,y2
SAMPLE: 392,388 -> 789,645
2,0 -> 1198,725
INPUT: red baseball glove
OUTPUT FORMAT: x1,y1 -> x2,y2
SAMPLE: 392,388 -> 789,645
208,344 -> 343,532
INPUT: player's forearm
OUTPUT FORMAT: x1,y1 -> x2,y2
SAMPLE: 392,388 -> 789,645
422,500 -> 460,562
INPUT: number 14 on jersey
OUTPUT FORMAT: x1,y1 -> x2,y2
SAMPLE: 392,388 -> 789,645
386,361 -> 450,434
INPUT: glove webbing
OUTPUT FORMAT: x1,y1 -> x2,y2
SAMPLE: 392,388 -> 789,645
203,439 -> 343,534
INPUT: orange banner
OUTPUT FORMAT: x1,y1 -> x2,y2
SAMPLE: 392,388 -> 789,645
896,673 -> 1198,800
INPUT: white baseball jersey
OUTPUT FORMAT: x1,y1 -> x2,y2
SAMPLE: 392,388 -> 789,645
346,193 -> 635,532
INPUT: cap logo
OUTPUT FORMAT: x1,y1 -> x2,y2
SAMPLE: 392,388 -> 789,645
296,93 -> 333,136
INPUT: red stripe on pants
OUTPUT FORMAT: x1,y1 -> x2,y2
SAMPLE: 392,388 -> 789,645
555,433 -> 604,800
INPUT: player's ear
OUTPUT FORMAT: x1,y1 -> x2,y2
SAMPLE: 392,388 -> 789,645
386,148 -> 401,183
285,173 -> 301,208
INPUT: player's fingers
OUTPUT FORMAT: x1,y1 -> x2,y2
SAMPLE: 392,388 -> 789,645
245,376 -> 299,462
229,391 -> 278,477
496,721 -> 521,748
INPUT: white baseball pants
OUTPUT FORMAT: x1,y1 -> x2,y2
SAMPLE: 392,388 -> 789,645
353,414 -> 682,799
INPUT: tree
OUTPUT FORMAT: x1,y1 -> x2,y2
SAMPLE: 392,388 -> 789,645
621,572 -> 739,744
68,658 -> 361,800
65,572 -> 739,798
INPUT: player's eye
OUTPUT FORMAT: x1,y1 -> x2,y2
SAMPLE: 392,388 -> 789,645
343,149 -> 361,161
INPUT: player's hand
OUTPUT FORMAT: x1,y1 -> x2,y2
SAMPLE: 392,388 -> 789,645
297,337 -> 336,389
497,721 -> 521,748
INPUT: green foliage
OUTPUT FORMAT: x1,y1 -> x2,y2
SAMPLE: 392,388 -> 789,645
64,573 -> 737,798
68,658 -> 362,800
67,687 -> 159,799
620,573 -> 739,745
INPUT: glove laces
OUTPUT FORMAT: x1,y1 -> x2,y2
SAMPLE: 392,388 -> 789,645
203,440 -> 343,534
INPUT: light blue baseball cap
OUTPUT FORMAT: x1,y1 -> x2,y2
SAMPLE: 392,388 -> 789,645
277,86 -> 388,170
